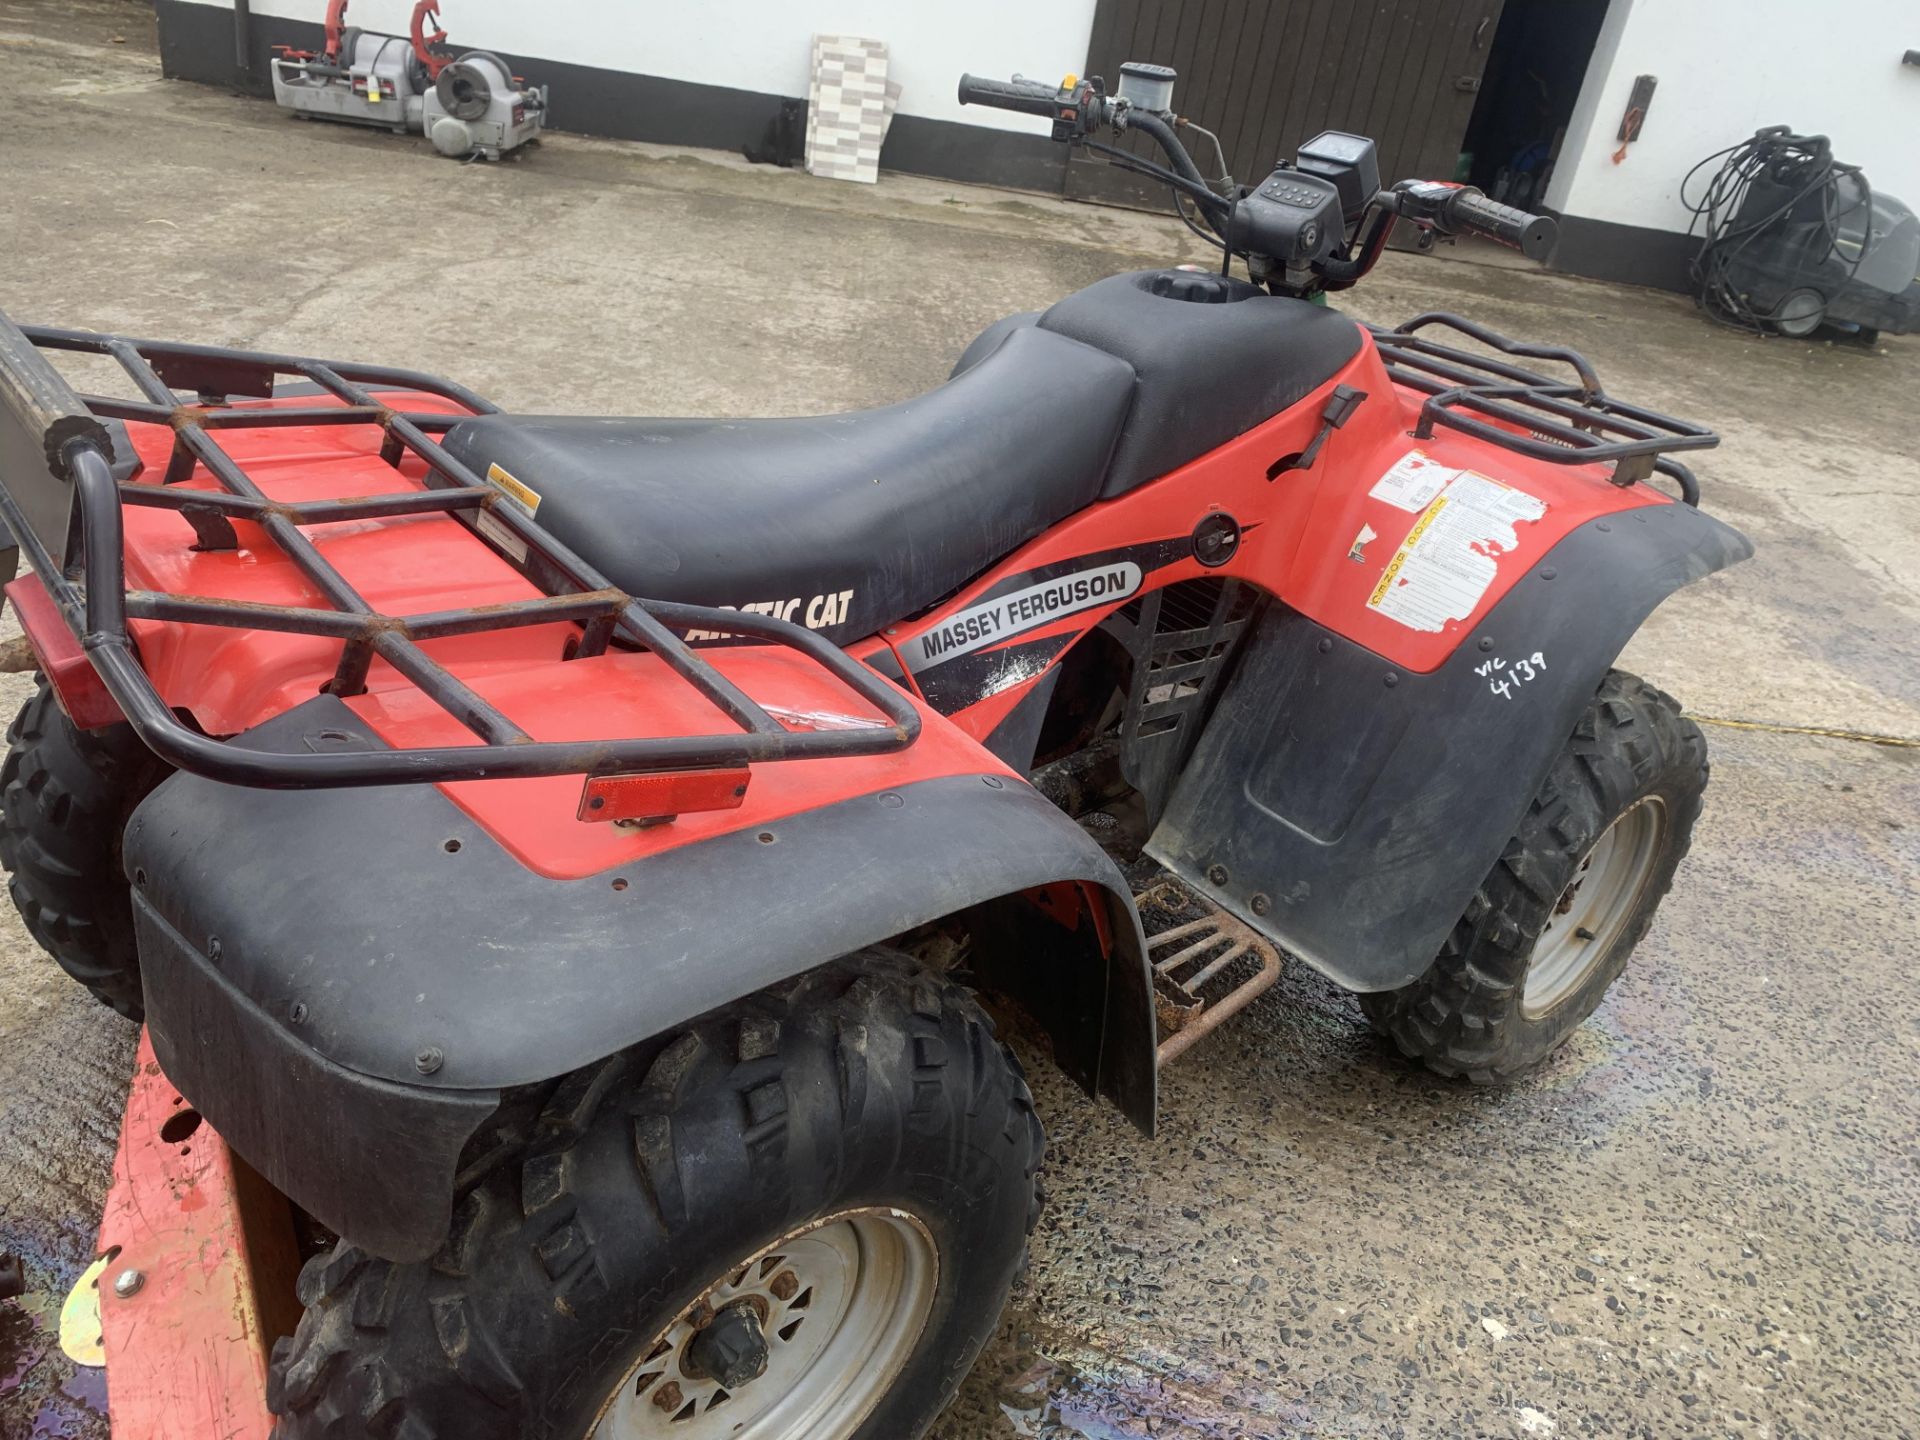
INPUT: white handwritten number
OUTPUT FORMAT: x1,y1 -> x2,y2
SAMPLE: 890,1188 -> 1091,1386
1476,651 -> 1546,700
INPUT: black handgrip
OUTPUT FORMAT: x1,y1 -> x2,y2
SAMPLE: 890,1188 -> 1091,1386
1444,188 -> 1558,260
956,73 -> 1061,118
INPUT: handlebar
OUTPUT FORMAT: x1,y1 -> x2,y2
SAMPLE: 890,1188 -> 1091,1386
1441,189 -> 1557,259
1397,181 -> 1557,260
958,69 -> 1560,288
956,74 -> 1063,119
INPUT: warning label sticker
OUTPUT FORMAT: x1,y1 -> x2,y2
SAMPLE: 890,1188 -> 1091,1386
486,462 -> 542,516
1366,470 -> 1547,633
1368,450 -> 1453,512
473,508 -> 530,565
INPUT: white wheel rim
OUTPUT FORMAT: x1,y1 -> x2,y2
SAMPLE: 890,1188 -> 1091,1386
588,1208 -> 938,1440
1524,796 -> 1667,1018
1773,288 -> 1825,337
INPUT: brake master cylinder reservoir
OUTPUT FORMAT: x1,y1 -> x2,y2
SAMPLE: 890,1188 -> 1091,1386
1117,61 -> 1176,114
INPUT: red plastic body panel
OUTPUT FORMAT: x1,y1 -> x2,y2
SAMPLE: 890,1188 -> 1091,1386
100,327 -> 1674,882
4,573 -> 126,730
95,1032 -> 290,1440
865,333 -> 1671,748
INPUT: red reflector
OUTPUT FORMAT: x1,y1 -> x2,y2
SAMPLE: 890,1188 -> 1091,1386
577,766 -> 751,825
3,575 -> 125,731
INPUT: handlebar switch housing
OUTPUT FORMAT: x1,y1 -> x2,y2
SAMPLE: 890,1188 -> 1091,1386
1050,79 -> 1103,142
1228,168 -> 1345,271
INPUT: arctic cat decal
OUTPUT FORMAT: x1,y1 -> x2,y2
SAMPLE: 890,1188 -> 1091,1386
907,563 -> 1143,673
683,588 -> 856,641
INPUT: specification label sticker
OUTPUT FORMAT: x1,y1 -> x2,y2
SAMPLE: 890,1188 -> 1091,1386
1366,470 -> 1547,633
1367,449 -> 1453,512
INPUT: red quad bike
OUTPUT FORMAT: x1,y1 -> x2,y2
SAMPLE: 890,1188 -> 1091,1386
0,65 -> 1748,1440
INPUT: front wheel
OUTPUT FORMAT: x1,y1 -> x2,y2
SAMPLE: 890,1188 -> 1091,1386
268,949 -> 1045,1440
1361,669 -> 1707,1080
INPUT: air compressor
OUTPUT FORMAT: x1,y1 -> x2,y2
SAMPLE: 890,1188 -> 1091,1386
270,0 -> 547,161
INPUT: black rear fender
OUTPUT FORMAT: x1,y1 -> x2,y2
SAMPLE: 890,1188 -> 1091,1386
124,697 -> 1153,1259
1149,502 -> 1752,990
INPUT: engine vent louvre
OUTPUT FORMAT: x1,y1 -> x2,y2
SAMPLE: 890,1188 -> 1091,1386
1103,577 -> 1261,826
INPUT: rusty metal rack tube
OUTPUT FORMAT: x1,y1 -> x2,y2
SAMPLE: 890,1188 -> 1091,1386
0,318 -> 921,788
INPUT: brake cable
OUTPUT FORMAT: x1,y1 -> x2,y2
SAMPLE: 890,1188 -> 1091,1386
1081,137 -> 1238,272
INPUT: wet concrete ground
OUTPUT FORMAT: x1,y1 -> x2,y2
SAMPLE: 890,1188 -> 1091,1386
1,3 -> 1916,1437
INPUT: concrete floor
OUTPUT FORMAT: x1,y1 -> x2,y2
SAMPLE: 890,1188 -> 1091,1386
2,3 -> 1917,1437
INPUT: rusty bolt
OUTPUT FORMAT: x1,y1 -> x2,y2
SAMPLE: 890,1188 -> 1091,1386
769,1270 -> 799,1302
1206,864 -> 1229,887
651,1380 -> 683,1413
1250,893 -> 1271,917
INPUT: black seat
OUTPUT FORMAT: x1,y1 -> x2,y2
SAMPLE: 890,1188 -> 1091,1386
440,270 -> 1363,642
440,325 -> 1135,644
959,269 -> 1366,496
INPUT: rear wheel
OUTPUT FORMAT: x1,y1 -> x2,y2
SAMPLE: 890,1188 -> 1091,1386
268,949 -> 1045,1440
1361,670 -> 1706,1080
0,680 -> 167,1019
1771,287 -> 1826,338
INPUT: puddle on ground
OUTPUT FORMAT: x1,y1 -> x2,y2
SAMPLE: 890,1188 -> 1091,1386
0,1226 -> 111,1440
1530,956 -> 1695,1130
944,1311 -> 1314,1440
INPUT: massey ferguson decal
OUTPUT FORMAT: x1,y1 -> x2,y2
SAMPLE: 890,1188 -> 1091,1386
892,536 -> 1194,713
906,562 -> 1144,673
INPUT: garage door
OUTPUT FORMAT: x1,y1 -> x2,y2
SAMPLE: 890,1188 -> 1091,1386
1065,0 -> 1507,210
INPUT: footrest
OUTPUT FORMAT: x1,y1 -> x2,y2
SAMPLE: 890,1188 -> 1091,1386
1138,879 -> 1283,1065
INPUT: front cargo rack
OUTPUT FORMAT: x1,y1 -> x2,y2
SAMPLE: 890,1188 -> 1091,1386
0,311 -> 919,788
1368,313 -> 1718,501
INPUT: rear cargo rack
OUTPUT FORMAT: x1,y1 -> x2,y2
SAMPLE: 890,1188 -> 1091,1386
0,313 -> 919,788
1367,313 -> 1717,500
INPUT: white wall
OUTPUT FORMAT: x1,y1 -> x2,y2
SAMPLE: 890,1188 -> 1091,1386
182,0 -> 1099,132
1548,0 -> 1920,234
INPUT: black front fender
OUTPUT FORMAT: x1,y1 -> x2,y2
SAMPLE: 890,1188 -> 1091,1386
1149,500 -> 1752,991
126,697 -> 1153,1259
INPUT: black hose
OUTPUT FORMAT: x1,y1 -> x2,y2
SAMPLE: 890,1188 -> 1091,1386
1123,111 -> 1212,195
1081,139 -> 1229,221
1319,197 -> 1401,289
1682,129 -> 1871,333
